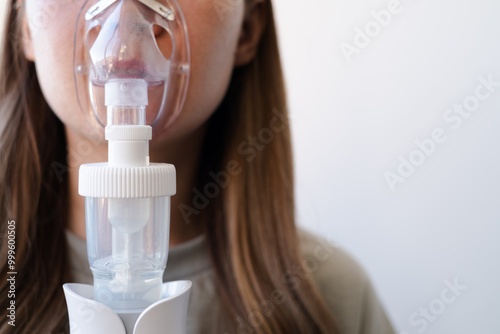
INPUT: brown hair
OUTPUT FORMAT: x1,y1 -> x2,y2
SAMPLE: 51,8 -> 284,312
0,2 -> 71,333
0,1 -> 339,333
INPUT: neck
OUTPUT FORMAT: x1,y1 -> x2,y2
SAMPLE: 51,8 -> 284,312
66,125 -> 207,247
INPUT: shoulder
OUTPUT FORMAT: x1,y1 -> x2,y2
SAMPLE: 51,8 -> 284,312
297,229 -> 395,334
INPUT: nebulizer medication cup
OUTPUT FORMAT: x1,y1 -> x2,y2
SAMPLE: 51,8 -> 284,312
63,1 -> 191,333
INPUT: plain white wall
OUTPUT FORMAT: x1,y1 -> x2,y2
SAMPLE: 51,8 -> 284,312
273,0 -> 500,333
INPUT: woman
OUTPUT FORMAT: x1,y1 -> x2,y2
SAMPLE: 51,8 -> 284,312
0,0 -> 395,333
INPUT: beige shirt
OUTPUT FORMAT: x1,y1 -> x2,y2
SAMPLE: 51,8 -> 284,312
66,229 -> 395,334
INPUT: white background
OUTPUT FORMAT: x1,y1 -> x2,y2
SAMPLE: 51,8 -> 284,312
273,0 -> 500,333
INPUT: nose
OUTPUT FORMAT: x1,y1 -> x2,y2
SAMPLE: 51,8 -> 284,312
114,0 -> 152,45
88,0 -> 156,80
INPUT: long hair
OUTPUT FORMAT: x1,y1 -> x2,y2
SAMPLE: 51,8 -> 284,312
0,2 -> 71,333
0,1 -> 339,333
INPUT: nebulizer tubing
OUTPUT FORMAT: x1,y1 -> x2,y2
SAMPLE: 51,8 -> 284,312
62,1 -> 192,333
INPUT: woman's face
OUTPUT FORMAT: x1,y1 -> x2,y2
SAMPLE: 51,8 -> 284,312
22,0 -> 247,146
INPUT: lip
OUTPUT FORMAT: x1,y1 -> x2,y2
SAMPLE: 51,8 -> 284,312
92,59 -> 165,87
111,59 -> 146,74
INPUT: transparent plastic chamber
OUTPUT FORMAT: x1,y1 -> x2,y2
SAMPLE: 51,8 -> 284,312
85,196 -> 170,309
74,0 -> 190,312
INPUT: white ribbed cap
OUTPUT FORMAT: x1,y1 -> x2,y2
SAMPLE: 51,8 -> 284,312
105,79 -> 148,106
79,163 -> 176,198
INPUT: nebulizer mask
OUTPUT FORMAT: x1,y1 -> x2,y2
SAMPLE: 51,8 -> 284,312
63,1 -> 192,333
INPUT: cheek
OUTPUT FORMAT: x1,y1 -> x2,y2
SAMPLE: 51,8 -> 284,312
25,1 -> 93,131
160,2 -> 244,139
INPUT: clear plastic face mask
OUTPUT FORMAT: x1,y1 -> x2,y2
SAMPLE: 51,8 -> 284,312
74,0 -> 190,132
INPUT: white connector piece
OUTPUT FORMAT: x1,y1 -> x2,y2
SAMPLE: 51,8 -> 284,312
105,79 -> 152,263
